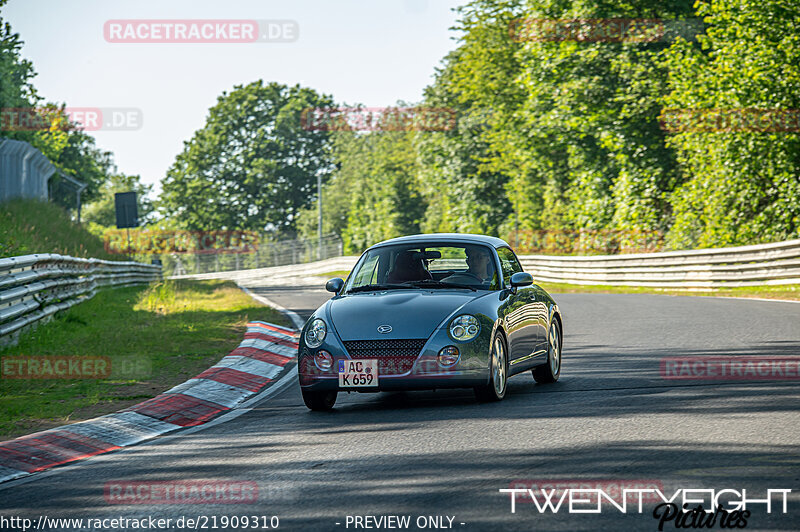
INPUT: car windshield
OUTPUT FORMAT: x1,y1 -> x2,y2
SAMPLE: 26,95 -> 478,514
345,243 -> 499,293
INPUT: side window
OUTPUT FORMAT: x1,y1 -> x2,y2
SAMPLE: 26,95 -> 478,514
352,253 -> 379,286
497,247 -> 523,287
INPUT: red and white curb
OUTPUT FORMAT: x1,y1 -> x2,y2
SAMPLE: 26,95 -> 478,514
0,320 -> 298,484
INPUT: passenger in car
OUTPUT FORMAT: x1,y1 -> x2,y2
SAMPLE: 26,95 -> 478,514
387,250 -> 433,283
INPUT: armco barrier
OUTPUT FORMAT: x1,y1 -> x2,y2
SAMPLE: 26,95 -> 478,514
0,253 -> 161,344
518,238 -> 800,288
174,238 -> 800,290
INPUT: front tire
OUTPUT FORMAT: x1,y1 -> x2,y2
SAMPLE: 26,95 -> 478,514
474,331 -> 508,402
302,389 -> 337,411
533,319 -> 561,383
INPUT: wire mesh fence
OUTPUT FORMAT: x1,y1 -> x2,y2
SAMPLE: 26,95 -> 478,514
111,233 -> 344,277
0,138 -> 54,203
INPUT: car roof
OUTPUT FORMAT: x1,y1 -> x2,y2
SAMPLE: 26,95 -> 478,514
367,233 -> 511,251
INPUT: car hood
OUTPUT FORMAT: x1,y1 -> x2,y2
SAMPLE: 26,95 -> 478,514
329,290 -> 481,341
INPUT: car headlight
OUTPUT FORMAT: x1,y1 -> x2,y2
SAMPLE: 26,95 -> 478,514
449,314 -> 480,341
305,318 -> 327,348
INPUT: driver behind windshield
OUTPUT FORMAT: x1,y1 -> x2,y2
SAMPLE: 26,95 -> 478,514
443,245 -> 495,285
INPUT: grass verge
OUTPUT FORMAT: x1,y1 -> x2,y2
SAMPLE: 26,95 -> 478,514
316,270 -> 350,280
0,279 -> 291,440
0,199 -> 121,259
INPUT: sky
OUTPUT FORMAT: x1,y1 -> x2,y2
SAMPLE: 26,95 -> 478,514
3,0 -> 465,193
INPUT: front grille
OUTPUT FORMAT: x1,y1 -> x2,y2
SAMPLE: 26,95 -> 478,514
343,339 -> 427,375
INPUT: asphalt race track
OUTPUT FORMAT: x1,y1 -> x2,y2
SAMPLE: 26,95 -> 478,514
1,285 -> 799,531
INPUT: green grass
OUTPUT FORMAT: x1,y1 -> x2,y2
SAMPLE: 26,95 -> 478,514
317,270 -> 351,279
538,281 -> 800,301
0,199 -> 120,259
0,279 -> 291,439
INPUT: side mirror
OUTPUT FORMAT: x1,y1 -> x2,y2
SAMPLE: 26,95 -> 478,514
510,272 -> 533,288
326,277 -> 344,293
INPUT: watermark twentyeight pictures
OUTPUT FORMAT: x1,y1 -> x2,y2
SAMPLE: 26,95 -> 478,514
506,479 -> 665,509
508,18 -> 703,43
500,484 -> 791,521
301,106 -> 456,132
660,108 -> 800,133
1,107 -> 142,132
104,20 -> 299,43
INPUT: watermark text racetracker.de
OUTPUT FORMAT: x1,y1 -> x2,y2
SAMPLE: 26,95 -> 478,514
0,107 -> 142,132
1,355 -> 151,380
103,229 -> 259,255
660,108 -> 800,133
508,18 -> 703,43
660,356 -> 800,380
104,19 -> 298,43
301,106 -> 457,132
104,480 -> 258,504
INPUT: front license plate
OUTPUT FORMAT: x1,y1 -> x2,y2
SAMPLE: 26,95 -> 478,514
338,359 -> 378,388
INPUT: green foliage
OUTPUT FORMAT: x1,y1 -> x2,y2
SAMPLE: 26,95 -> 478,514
0,1 -> 36,115
82,173 -> 154,227
306,0 -> 797,252
158,0 -> 799,252
338,128 -> 426,253
159,81 -> 335,235
662,0 -> 800,247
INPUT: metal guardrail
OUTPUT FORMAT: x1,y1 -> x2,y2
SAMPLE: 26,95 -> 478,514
0,253 -> 161,343
518,239 -> 800,288
175,237 -> 800,289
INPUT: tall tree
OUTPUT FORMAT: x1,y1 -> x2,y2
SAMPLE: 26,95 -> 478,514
159,81 -> 335,234
433,0 -> 525,236
0,0 -> 36,115
338,128 -> 426,253
663,0 -> 800,248
2,4 -> 114,210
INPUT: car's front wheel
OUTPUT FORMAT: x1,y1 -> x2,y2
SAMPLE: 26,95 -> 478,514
302,389 -> 337,411
533,318 -> 561,383
474,331 -> 508,402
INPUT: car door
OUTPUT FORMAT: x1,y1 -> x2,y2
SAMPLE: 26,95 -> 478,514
497,247 -> 542,366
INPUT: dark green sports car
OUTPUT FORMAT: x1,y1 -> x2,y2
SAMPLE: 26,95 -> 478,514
298,233 -> 563,411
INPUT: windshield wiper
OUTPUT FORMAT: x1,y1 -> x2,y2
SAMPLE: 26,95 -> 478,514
408,280 -> 477,291
347,283 -> 411,293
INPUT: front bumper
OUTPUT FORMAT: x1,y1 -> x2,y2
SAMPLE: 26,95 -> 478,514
298,326 -> 493,392
299,366 -> 490,392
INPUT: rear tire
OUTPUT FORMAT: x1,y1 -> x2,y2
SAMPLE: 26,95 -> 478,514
474,331 -> 508,402
302,389 -> 337,411
533,319 -> 561,384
